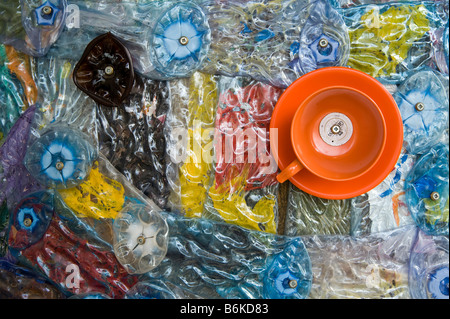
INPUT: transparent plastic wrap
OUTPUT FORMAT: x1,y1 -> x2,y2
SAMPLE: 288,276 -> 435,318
285,183 -> 353,236
167,72 -> 282,233
0,44 -> 37,145
138,211 -> 313,299
409,228 -> 449,299
0,0 -> 67,57
340,0 -> 448,83
5,142 -> 312,299
404,143 -> 449,236
303,225 -> 417,299
0,258 -> 66,299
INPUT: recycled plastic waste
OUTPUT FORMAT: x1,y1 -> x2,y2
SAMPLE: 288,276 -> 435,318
0,0 -> 448,301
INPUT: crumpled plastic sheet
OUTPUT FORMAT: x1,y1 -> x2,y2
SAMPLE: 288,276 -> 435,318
166,72 -> 281,234
0,258 -> 66,299
303,225 -> 417,299
165,72 -> 218,217
0,44 -> 37,145
334,0 -> 448,84
0,108 -> 161,297
0,0 -> 449,301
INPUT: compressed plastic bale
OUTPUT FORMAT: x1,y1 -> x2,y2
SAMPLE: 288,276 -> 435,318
5,148 -> 164,298
339,0 -> 448,84
44,0 -> 212,80
5,0 -> 347,88
6,145 -> 313,299
64,31 -> 171,209
31,56 -> 98,132
284,183 -> 353,236
4,1 -> 447,86
303,225 -> 418,299
2,0 -> 448,89
29,42 -> 172,210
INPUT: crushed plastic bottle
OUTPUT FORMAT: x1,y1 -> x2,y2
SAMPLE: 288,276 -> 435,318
409,228 -> 449,299
0,0 -> 67,57
24,126 -> 98,189
395,70 -> 449,155
405,143 -> 449,236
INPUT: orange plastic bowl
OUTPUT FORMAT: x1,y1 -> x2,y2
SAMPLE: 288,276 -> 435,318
290,86 -> 386,181
270,67 -> 403,200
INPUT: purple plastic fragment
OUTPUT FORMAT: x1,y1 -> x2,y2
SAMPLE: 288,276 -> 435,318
0,105 -> 42,209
